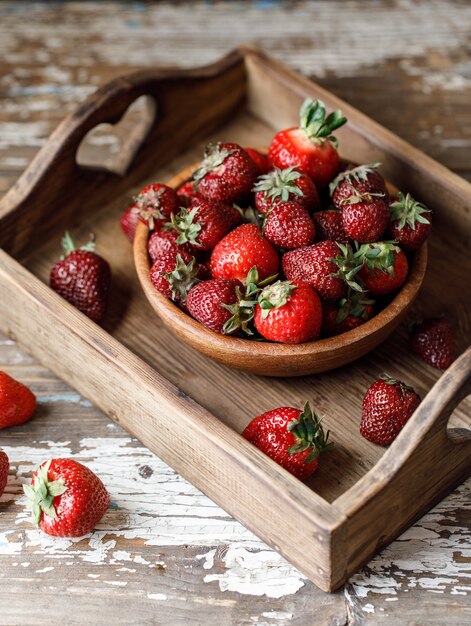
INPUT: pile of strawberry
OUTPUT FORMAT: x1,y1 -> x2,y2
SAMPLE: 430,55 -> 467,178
121,98 -> 432,344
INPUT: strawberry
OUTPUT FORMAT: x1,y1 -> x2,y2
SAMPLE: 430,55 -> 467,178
150,249 -> 201,302
210,224 -> 280,282
410,318 -> 454,370
192,142 -> 257,203
322,293 -> 375,337
177,181 -> 197,207
268,99 -> 347,189
263,201 -> 316,250
313,209 -> 349,243
186,278 -> 240,334
0,450 -> 9,498
244,148 -> 269,175
171,196 -> 241,251
282,241 -> 361,303
133,183 -> 180,229
23,459 -> 109,538
341,196 -> 390,243
254,280 -> 322,343
253,166 -> 320,214
147,227 -> 193,263
356,241 -> 408,295
360,375 -> 421,446
0,371 -> 36,429
119,205 -> 140,242
242,402 -> 333,481
50,233 -> 111,323
389,192 -> 432,251
330,163 -> 387,208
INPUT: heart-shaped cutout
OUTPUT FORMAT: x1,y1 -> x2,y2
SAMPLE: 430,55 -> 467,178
76,95 -> 156,177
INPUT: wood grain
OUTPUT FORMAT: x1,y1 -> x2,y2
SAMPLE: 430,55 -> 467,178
0,1 -> 470,622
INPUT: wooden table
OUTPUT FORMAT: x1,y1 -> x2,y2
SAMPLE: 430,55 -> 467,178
0,2 -> 470,624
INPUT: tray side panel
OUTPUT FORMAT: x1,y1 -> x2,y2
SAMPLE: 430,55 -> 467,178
0,251 -> 348,592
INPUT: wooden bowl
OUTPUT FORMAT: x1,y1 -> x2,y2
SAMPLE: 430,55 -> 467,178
134,164 -> 428,377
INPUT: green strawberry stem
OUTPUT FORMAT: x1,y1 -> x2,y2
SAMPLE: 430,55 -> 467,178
380,373 -> 416,394
171,207 -> 203,247
164,254 -> 200,302
23,460 -> 68,525
61,231 -> 95,259
257,280 -> 295,319
253,166 -> 304,206
330,242 -> 365,292
335,292 -> 375,324
329,162 -> 381,197
299,99 -> 347,147
287,402 -> 334,463
354,241 -> 400,277
390,192 -> 431,230
192,143 -> 235,185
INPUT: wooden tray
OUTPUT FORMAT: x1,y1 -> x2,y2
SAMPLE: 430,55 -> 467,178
0,47 -> 469,592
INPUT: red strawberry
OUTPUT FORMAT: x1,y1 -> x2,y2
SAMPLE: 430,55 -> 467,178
186,278 -> 240,334
244,148 -> 269,175
410,318 -> 454,370
23,459 -> 109,538
263,201 -> 316,250
242,402 -> 333,481
177,181 -> 197,206
282,241 -> 361,303
253,166 -> 320,214
171,196 -> 241,251
0,371 -> 36,429
50,233 -> 111,323
150,250 -> 201,302
254,280 -> 322,343
133,184 -> 180,229
356,242 -> 408,295
210,224 -> 280,282
389,192 -> 432,251
147,227 -> 193,263
0,450 -> 9,497
192,142 -> 257,203
268,99 -> 347,189
119,205 -> 140,242
313,209 -> 349,243
322,293 -> 375,337
330,163 -> 387,208
342,196 -> 390,243
360,375 -> 421,446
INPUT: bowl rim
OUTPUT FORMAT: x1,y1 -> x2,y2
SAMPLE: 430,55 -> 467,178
133,159 -> 428,359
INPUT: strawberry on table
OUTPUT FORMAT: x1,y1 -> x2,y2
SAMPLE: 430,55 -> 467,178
322,293 -> 375,337
389,192 -> 432,251
119,204 -> 140,242
192,142 -> 257,203
356,241 -> 408,295
210,223 -> 280,283
282,241 -> 361,303
313,208 -> 349,243
242,402 -> 333,481
0,371 -> 36,429
410,317 -> 454,370
50,232 -> 111,323
244,147 -> 269,175
253,166 -> 320,214
150,249 -> 201,302
171,196 -> 241,251
268,98 -> 347,189
330,163 -> 387,209
0,450 -> 9,497
133,183 -> 180,229
254,280 -> 322,343
263,201 -> 316,250
23,459 -> 110,538
360,375 -> 421,446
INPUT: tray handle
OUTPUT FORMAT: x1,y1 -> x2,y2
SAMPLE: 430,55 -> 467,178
0,49 -> 246,257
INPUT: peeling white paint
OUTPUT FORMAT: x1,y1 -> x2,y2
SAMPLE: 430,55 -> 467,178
147,593 -> 167,601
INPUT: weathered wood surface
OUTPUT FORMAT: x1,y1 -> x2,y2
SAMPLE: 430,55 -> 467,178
0,1 -> 470,624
